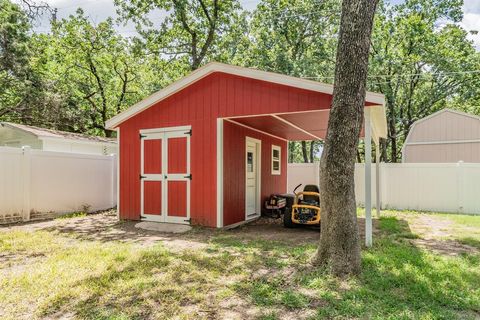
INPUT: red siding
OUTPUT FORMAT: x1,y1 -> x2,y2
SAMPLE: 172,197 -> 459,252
223,121 -> 287,226
119,72 -> 331,227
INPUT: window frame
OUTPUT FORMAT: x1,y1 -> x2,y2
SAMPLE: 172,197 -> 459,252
271,145 -> 281,175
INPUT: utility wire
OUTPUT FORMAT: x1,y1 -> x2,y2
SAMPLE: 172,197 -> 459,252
302,70 -> 480,81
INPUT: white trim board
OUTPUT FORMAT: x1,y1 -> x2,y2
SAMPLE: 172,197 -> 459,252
223,215 -> 260,230
404,139 -> 480,146
271,114 -> 321,140
216,119 -> 224,228
116,128 -> 120,220
224,119 -> 288,142
106,62 -> 385,129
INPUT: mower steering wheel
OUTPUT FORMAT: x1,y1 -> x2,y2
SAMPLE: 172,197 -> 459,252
293,183 -> 302,195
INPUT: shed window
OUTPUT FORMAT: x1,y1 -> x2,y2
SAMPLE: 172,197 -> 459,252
271,145 -> 281,175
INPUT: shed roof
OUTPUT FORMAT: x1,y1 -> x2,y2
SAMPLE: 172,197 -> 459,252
0,122 -> 116,144
106,62 -> 386,134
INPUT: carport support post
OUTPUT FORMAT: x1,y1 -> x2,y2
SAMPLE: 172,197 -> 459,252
364,109 -> 372,247
375,139 -> 381,218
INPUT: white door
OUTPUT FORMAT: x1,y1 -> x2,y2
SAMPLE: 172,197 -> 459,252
140,126 -> 191,224
246,139 -> 259,217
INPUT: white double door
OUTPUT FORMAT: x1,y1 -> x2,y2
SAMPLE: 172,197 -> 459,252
140,126 -> 191,224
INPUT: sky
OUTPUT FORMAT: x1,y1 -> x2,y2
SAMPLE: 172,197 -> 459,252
29,0 -> 480,50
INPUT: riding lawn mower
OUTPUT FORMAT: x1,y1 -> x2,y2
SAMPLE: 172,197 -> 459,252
283,184 -> 321,228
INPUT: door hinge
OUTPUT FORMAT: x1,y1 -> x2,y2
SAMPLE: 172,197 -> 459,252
184,174 -> 192,180
139,174 -> 146,179
185,129 -> 192,136
139,133 -> 146,139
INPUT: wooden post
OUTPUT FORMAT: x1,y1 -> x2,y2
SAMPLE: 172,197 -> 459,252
364,109 -> 372,247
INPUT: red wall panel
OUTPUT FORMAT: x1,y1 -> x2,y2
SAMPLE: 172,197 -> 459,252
119,72 -> 330,227
223,121 -> 287,226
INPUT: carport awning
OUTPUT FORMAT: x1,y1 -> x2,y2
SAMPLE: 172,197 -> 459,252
224,105 -> 387,142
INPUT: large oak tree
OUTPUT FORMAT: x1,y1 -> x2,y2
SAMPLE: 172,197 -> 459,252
313,0 -> 378,275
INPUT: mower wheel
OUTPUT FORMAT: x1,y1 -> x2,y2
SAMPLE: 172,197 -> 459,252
283,208 -> 295,228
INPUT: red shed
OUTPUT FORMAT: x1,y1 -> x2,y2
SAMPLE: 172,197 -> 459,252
106,63 -> 387,230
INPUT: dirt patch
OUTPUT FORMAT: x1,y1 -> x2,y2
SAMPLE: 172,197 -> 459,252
409,215 -> 454,238
412,238 -> 479,256
0,212 -> 379,251
392,213 -> 480,256
227,216 -> 379,246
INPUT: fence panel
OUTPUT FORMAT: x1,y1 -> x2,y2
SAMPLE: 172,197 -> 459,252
288,162 -> 480,214
0,147 -> 25,222
30,150 -> 116,213
286,163 -> 320,193
0,146 -> 116,223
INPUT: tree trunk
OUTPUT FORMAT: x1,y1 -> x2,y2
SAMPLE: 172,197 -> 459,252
390,133 -> 397,162
301,141 -> 309,163
313,0 -> 378,276
289,141 -> 296,163
387,101 -> 398,162
380,138 -> 388,162
309,141 -> 315,163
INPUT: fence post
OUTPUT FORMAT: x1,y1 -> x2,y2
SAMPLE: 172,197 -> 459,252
111,154 -> 116,209
22,146 -> 31,221
457,161 -> 464,213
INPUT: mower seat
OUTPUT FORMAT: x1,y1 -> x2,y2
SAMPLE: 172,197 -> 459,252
302,185 -> 320,204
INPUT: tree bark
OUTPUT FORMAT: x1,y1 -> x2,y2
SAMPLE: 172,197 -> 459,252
380,138 -> 388,162
301,141 -> 309,163
313,0 -> 378,276
309,141 -> 315,163
288,141 -> 296,163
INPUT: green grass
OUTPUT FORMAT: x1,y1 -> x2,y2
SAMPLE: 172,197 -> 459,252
0,211 -> 479,319
55,211 -> 88,219
380,209 -> 480,249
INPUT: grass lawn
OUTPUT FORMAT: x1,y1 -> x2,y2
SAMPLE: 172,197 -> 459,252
0,210 -> 479,319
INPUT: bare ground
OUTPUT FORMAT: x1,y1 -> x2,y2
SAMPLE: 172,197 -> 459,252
393,212 -> 480,256
0,211 -> 380,249
2,211 -> 475,257
1,211 -> 479,319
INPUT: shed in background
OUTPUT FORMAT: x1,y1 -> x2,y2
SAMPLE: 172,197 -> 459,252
402,109 -> 480,163
0,122 -> 117,155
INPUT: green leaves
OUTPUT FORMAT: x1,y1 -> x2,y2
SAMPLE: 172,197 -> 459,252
115,0 -> 247,70
1,0 -> 479,151
369,0 -> 479,162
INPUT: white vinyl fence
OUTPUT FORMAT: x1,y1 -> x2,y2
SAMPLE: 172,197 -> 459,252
0,146 -> 116,223
288,162 -> 480,214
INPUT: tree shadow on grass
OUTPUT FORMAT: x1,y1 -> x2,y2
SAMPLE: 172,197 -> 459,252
39,246 -> 252,319
226,216 -> 480,319
23,213 -> 480,319
300,216 -> 480,319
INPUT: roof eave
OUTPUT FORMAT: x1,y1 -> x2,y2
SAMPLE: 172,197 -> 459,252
106,62 -> 386,129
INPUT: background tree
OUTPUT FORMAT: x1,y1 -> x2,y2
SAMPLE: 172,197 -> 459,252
30,10 -> 156,135
1,0 -> 479,156
314,0 -> 378,275
115,0 -> 246,71
247,0 -> 338,163
0,0 -> 32,119
368,0 -> 477,162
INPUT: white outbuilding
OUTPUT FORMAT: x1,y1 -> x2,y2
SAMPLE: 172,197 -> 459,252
402,109 -> 480,163
0,122 -> 117,155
